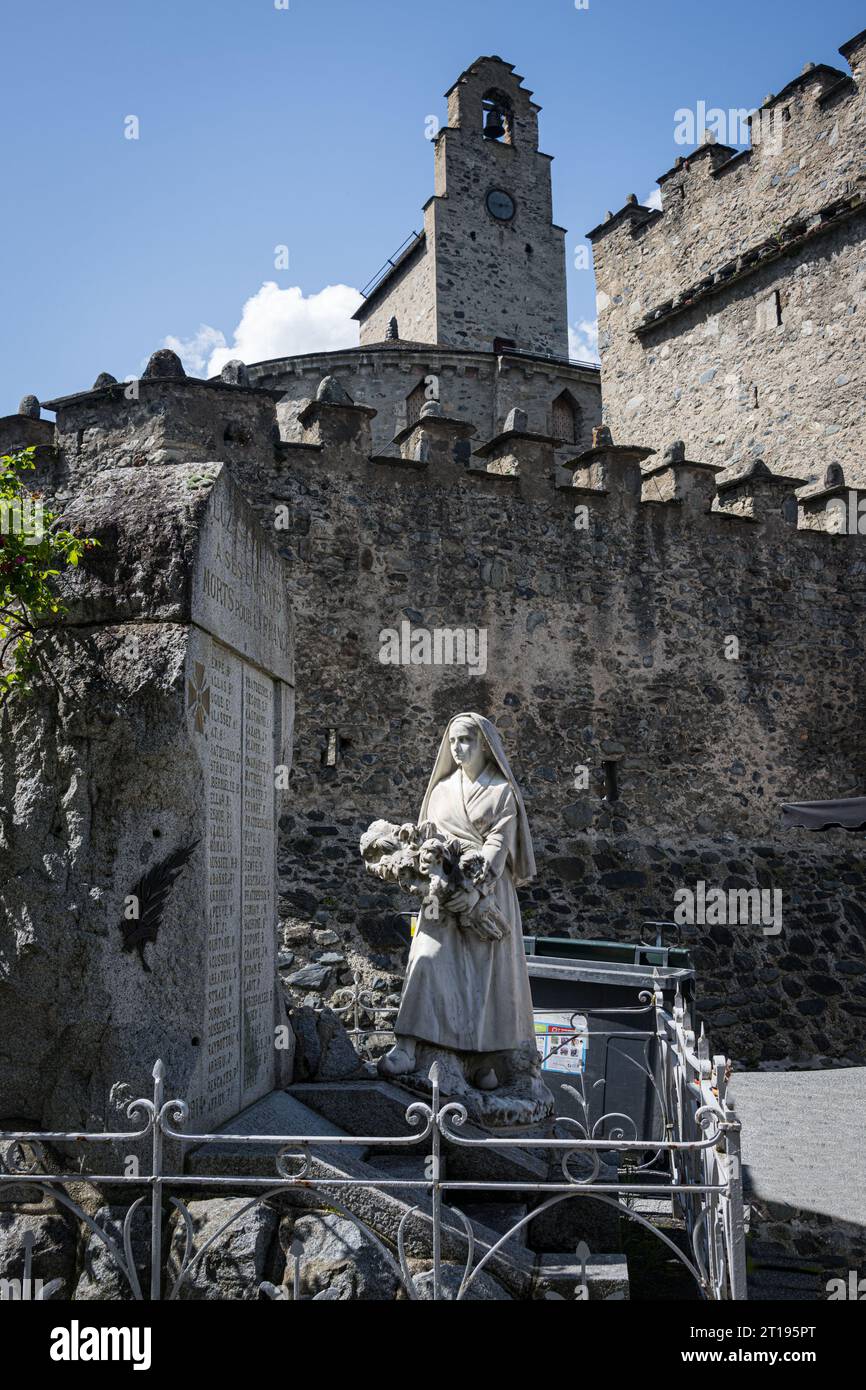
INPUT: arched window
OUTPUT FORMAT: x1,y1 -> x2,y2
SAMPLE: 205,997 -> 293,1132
551,390 -> 579,445
482,90 -> 514,145
406,378 -> 429,427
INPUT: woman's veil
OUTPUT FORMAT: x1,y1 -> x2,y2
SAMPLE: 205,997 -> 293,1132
417,712 -> 537,884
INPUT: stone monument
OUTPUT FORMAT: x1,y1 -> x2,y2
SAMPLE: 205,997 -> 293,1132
0,461 -> 294,1136
183,474 -> 294,1127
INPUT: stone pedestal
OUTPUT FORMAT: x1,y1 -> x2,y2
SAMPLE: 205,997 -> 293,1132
400,1043 -> 555,1131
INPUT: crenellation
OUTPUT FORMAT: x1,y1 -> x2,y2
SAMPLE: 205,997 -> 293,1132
840,27 -> 866,75
762,59 -> 851,111
296,376 -> 377,460
473,425 -> 556,498
591,27 -> 866,486
641,443 -> 724,512
43,355 -> 281,486
798,462 -> 866,533
570,430 -> 654,501
0,404 -> 54,456
713,457 -> 807,528
250,344 -> 600,458
394,400 -> 476,470
27,349 -> 865,547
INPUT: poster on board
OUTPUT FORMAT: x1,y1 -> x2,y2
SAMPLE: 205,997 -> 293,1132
534,1012 -> 588,1075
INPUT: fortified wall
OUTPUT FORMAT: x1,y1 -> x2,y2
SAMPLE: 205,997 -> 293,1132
590,30 -> 866,486
3,36 -> 866,1093
6,350 -> 864,1076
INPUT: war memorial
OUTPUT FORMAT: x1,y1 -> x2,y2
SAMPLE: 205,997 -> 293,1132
1,12 -> 864,1326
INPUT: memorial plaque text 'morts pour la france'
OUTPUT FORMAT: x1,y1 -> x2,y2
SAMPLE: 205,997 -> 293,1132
186,477 -> 293,1129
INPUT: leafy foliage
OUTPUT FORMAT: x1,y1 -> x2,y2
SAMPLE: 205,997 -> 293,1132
0,447 -> 97,704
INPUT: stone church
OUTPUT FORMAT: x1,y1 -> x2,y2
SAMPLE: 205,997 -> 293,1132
1,32 -> 865,1142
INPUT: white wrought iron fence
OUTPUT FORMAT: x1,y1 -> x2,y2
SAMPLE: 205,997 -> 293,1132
0,985 -> 746,1301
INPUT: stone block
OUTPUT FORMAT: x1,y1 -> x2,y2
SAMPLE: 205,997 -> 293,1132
535,1251 -> 629,1300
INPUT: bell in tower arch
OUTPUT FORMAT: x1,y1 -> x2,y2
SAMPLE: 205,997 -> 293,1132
482,100 -> 507,141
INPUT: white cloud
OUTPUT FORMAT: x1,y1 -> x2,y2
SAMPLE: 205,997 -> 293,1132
569,318 -> 599,364
643,187 -> 663,211
163,324 -> 227,376
165,282 -> 363,379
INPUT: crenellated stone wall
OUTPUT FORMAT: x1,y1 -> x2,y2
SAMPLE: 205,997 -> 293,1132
259,419 -> 866,1070
247,342 -> 600,460
6,29 -> 866,1082
590,29 -> 866,486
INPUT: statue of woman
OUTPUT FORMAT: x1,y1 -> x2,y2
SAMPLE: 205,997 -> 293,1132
379,712 -> 537,1091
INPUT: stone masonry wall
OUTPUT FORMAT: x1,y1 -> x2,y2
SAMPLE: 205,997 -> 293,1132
356,237 -> 438,348
591,30 -> 866,486
249,345 -> 600,458
22,357 -> 866,1075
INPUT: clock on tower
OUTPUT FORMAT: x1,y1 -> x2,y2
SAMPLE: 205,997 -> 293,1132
486,189 -> 516,221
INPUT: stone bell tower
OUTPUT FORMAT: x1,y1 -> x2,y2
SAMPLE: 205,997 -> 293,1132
354,57 -> 569,358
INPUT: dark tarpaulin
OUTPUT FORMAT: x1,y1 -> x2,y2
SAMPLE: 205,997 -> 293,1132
781,798 -> 866,832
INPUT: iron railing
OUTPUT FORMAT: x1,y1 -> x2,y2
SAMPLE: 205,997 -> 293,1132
497,345 -> 601,371
358,232 -> 424,300
0,985 -> 745,1301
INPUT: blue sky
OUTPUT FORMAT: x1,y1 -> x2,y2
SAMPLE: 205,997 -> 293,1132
2,0 -> 863,411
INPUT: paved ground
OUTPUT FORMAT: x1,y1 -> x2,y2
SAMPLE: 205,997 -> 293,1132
729,1067 -> 866,1227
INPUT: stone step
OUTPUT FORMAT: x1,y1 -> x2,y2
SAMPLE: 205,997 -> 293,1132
631,1196 -> 674,1216
458,1202 -> 529,1248
187,1087 -> 536,1298
185,1089 -> 365,1177
288,1080 -> 550,1186
528,1191 -> 621,1253
535,1251 -> 629,1301
364,1151 -> 437,1206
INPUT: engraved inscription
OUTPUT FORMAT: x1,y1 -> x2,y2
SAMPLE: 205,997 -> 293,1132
192,476 -> 293,684
186,632 -> 280,1129
201,644 -> 242,1125
241,664 -> 276,1107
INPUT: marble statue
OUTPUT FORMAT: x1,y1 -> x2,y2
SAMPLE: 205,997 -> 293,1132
360,712 -> 553,1126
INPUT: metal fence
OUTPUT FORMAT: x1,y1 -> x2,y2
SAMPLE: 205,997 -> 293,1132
0,986 -> 746,1301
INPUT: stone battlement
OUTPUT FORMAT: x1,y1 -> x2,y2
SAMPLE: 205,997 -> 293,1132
589,30 -> 865,287
21,356 -> 865,543
589,29 -> 866,489
248,340 -> 600,460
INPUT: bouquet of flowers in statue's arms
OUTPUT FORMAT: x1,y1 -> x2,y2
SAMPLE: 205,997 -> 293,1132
359,819 -> 509,941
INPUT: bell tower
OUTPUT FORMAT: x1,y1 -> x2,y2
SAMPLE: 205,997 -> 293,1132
354,57 -> 569,359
